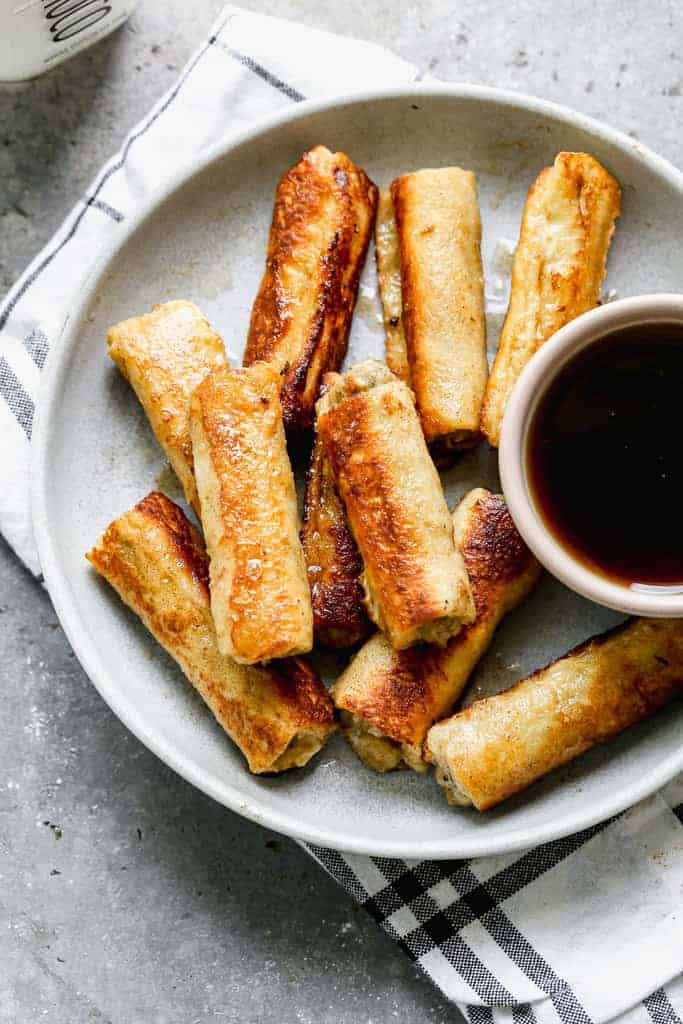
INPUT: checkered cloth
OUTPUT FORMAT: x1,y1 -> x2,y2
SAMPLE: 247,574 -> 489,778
2,8 -> 683,1022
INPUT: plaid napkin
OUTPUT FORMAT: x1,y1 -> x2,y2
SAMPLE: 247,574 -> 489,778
2,7 -> 683,1022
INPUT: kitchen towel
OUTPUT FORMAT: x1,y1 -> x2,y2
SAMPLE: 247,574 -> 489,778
1,8 -> 682,1023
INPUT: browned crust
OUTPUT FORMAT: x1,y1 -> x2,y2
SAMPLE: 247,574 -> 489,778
301,421 -> 372,648
425,617 -> 683,810
334,490 -> 540,762
390,168 -> 488,449
323,388 -> 430,631
189,363 -> 313,664
342,642 -> 453,750
269,655 -> 337,729
86,492 -> 211,637
319,363 -> 474,647
461,491 -> 538,618
244,145 -> 378,433
107,300 -> 228,514
481,152 -> 621,447
86,492 -> 334,773
135,491 -> 209,592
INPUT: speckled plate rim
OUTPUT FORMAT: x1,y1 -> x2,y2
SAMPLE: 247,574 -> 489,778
32,83 -> 683,859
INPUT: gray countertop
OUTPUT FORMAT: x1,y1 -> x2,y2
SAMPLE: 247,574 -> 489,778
1,3 -> 680,1021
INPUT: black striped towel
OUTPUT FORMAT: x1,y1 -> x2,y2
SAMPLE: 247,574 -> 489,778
1,8 -> 682,1022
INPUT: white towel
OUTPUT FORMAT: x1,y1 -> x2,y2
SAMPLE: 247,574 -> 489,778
1,8 -> 682,1022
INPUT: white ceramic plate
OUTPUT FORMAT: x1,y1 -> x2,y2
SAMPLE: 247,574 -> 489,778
32,86 -> 683,859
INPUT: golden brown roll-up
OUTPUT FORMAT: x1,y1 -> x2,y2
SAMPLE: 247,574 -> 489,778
107,300 -> 228,514
387,167 -> 488,459
334,489 -> 541,771
189,362 -> 313,664
317,359 -> 475,650
426,618 -> 683,810
244,144 -> 378,433
481,152 -> 621,447
300,420 -> 372,648
86,493 -> 335,773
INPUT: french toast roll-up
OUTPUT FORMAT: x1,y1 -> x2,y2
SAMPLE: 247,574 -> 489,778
107,300 -> 228,515
189,362 -> 313,665
426,618 -> 683,810
86,493 -> 335,773
317,359 -> 475,651
244,144 -> 378,434
334,489 -> 541,772
300,415 -> 372,648
481,151 -> 621,447
385,168 -> 488,461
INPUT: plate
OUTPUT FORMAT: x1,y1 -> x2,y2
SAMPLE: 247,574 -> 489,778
32,85 -> 683,859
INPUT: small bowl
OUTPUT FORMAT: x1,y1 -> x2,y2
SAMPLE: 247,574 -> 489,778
499,293 -> 683,617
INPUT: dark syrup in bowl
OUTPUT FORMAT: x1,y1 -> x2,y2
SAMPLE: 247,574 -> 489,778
527,322 -> 683,591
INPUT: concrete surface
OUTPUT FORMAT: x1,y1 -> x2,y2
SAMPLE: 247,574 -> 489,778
0,2 -> 681,1021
